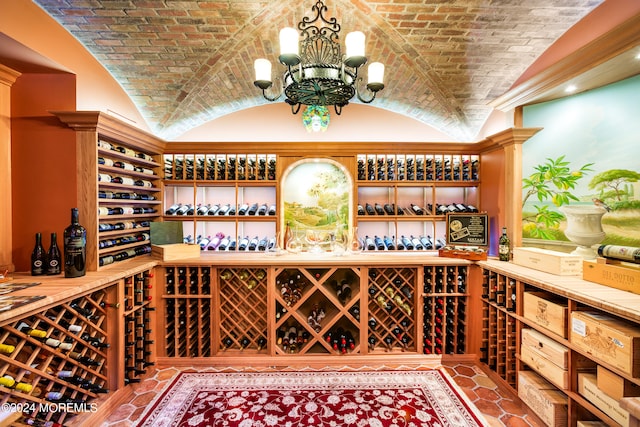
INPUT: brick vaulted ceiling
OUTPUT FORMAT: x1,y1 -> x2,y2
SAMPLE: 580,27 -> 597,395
32,0 -> 604,140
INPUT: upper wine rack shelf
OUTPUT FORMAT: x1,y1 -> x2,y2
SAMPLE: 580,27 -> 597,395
164,154 -> 277,181
357,154 -> 479,182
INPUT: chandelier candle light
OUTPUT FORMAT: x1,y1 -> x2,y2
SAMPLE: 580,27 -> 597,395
253,0 -> 385,115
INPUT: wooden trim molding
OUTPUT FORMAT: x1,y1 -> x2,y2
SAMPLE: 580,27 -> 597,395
0,64 -> 21,272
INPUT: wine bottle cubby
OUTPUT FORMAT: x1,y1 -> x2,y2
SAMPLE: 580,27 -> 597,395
0,287 -> 115,426
356,153 -> 480,250
97,141 -> 161,268
55,111 -> 166,272
122,269 -> 156,384
163,153 -> 277,181
422,265 -> 468,355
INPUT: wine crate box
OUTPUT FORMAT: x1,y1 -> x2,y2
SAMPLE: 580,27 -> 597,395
583,259 -> 640,295
517,370 -> 567,427
570,311 -> 640,377
597,365 -> 640,401
521,328 -> 591,370
151,244 -> 200,261
520,341 -> 569,389
578,372 -> 630,427
513,247 -> 582,276
523,292 -> 568,338
577,421 -> 607,427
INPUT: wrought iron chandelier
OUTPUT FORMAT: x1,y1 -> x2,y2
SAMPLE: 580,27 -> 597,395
253,0 -> 385,115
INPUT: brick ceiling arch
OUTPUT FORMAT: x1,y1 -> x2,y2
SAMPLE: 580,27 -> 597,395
32,0 -> 604,140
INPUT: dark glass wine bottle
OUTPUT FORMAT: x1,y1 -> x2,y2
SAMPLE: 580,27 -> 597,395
31,232 -> 47,276
46,232 -> 61,275
498,227 -> 510,261
63,208 -> 87,278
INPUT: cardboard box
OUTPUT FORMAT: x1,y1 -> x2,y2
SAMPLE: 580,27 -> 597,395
523,292 -> 568,338
578,372 -> 630,427
570,311 -> 640,377
597,365 -> 640,401
151,243 -> 200,261
513,247 -> 582,276
520,342 -> 569,389
583,259 -> 640,295
518,370 -> 567,427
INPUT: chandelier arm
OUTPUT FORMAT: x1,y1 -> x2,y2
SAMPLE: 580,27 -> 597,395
261,88 -> 283,102
334,104 -> 342,115
290,102 -> 302,114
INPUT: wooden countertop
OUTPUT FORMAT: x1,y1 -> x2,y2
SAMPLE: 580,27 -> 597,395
3,254 -> 640,327
478,259 -> 640,324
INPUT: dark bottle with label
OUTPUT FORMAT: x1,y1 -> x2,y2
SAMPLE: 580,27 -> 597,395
31,232 -> 47,276
46,232 -> 62,275
498,227 -> 510,261
63,208 -> 87,278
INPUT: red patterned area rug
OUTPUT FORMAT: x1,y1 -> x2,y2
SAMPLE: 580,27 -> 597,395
137,369 -> 488,427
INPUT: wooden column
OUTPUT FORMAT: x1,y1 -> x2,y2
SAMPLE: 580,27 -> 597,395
0,64 -> 21,273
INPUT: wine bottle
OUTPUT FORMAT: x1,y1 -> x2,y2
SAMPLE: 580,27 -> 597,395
257,204 -> 268,216
410,203 -> 424,215
45,232 -> 62,275
196,204 -> 210,215
268,204 -> 276,215
383,203 -> 395,215
374,203 -> 385,215
31,232 -> 47,276
63,208 -> 86,278
0,375 -> 33,393
411,235 -> 424,250
364,235 -> 375,250
357,204 -> 365,215
400,235 -> 414,250
238,236 -> 250,251
217,204 -> 231,215
374,235 -> 385,250
498,227 -> 510,261
365,203 -> 375,215
237,203 -> 249,215
165,203 -> 181,215
597,245 -> 640,264
383,235 -> 396,250
248,235 -> 259,251
247,203 -> 259,215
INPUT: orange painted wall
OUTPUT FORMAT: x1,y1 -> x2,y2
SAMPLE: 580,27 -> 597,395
11,73 -> 77,272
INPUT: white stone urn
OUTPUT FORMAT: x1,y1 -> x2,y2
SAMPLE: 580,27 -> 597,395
559,205 -> 607,259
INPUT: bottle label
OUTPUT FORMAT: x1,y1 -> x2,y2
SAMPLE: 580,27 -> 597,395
499,245 -> 509,255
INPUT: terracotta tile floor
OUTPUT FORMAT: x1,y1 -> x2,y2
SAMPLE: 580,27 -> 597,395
98,362 -> 545,427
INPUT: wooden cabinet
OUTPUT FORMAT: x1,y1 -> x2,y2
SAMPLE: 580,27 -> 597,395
479,260 -> 640,426
53,111 -> 165,271
155,257 -> 472,362
0,264 -> 156,426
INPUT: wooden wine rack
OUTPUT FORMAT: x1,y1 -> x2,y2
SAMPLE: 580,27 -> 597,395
480,269 -> 518,386
54,111 -> 166,272
423,265 -> 469,355
0,288 -> 113,426
156,261 -> 473,360
355,152 -> 481,251
217,267 -> 268,354
367,267 -> 417,353
122,270 -> 156,384
274,267 -> 362,355
357,153 -> 480,182
163,153 -> 277,181
163,266 -> 213,357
